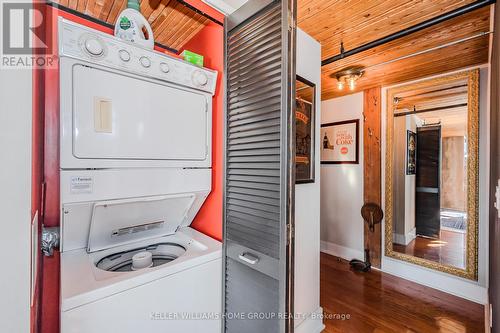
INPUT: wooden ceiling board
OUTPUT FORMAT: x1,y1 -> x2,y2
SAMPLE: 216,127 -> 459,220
322,36 -> 488,100
169,14 -> 208,50
52,0 -> 209,51
317,6 -> 490,100
396,82 -> 467,98
141,0 -> 167,20
298,0 -> 478,60
67,0 -> 78,10
155,2 -> 187,42
322,6 -> 490,76
150,2 -> 180,36
393,77 -> 470,137
393,78 -> 469,109
107,0 -> 127,23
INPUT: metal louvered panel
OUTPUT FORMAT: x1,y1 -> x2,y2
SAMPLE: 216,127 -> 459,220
223,1 -> 296,332
225,257 -> 279,332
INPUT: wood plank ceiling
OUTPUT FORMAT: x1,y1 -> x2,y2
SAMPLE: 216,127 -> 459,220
297,0 -> 491,100
52,0 -> 210,51
393,78 -> 469,137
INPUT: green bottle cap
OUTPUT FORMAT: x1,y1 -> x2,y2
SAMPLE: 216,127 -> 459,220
127,0 -> 140,11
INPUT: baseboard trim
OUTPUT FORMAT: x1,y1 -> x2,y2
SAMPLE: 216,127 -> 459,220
294,307 -> 325,333
382,256 -> 488,304
393,228 -> 416,246
320,240 -> 364,261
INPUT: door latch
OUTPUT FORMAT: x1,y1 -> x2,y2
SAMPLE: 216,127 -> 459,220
41,226 -> 60,256
238,252 -> 259,265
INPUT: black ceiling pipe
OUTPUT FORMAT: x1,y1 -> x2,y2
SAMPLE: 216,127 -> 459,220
393,103 -> 468,117
321,0 -> 496,67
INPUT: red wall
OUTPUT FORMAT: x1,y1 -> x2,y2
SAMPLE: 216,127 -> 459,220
183,22 -> 224,241
39,2 -> 224,332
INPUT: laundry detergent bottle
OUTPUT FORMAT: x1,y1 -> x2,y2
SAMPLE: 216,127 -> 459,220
114,0 -> 154,50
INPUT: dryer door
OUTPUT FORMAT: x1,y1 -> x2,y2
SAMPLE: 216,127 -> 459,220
61,63 -> 211,168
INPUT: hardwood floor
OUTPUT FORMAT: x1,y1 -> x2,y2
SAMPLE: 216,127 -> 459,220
320,253 -> 484,333
393,230 -> 466,269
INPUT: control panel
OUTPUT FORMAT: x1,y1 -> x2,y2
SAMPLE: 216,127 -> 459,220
58,18 -> 218,95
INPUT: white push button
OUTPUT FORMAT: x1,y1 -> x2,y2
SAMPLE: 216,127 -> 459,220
193,70 -> 208,86
160,62 -> 170,73
119,49 -> 130,62
84,38 -> 104,56
140,56 -> 151,68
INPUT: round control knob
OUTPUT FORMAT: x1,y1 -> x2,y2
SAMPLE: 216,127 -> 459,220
139,56 -> 151,68
193,70 -> 208,86
84,37 -> 104,56
118,49 -> 130,62
159,62 -> 170,73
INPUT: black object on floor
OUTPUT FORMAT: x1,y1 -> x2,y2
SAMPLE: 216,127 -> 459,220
350,249 -> 372,272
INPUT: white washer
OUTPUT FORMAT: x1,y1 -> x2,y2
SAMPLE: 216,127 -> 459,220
58,18 -> 221,333
60,193 -> 222,333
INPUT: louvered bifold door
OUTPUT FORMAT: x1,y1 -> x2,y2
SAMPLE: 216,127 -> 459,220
223,1 -> 296,333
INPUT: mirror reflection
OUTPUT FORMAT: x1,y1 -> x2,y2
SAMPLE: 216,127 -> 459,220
295,76 -> 315,184
386,71 -> 479,279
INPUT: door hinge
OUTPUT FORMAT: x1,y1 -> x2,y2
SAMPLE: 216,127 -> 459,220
495,179 -> 500,218
40,181 -> 46,218
287,224 -> 294,245
287,14 -> 295,32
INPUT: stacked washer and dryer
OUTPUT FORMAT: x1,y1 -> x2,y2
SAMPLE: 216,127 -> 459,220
57,18 -> 221,332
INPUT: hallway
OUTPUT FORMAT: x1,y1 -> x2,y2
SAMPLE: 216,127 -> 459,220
320,253 -> 484,333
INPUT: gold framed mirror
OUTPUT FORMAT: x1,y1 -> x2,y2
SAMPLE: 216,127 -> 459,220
385,69 -> 479,280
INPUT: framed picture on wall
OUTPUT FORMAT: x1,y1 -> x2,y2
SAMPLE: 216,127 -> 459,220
320,119 -> 359,164
406,130 -> 416,175
295,76 -> 315,183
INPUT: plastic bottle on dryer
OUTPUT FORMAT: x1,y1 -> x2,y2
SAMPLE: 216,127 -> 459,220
114,0 -> 154,50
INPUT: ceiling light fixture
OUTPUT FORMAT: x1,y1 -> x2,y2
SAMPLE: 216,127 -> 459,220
330,66 -> 364,91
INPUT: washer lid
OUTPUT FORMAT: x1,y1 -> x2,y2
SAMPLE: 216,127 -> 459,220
87,194 -> 196,253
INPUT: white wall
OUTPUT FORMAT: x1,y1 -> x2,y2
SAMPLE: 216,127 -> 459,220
294,29 -> 324,333
0,6 -> 33,332
393,115 -> 419,245
381,66 -> 490,304
320,93 -> 365,261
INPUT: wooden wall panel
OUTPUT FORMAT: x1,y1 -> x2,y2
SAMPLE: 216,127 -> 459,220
363,87 -> 382,268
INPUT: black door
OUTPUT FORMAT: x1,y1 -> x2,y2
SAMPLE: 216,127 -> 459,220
415,125 -> 441,238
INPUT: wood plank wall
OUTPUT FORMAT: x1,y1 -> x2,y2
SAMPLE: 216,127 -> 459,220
363,87 -> 382,268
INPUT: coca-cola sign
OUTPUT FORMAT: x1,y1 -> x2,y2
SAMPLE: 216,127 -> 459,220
320,119 -> 359,164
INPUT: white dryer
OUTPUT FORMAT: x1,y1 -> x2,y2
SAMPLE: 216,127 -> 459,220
57,18 -> 221,333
